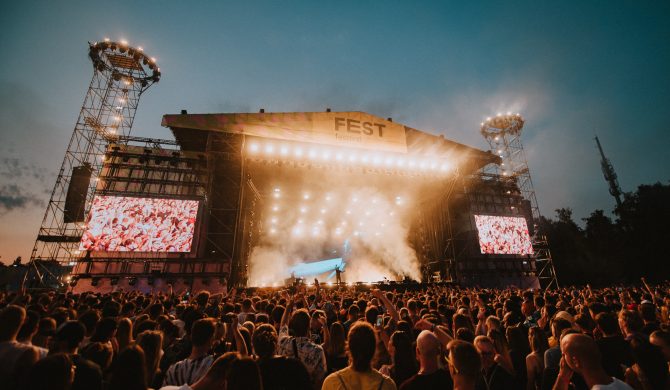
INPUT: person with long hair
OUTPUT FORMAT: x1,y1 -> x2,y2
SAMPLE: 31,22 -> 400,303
506,325 -> 530,388
116,317 -> 134,352
322,322 -> 396,390
109,344 -> 148,390
137,330 -> 164,388
379,331 -> 418,387
526,327 -> 548,390
323,321 -> 348,373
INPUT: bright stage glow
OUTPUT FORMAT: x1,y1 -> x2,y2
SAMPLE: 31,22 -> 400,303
247,186 -> 421,286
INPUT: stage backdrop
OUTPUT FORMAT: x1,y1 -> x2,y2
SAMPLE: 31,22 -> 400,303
162,111 -> 408,153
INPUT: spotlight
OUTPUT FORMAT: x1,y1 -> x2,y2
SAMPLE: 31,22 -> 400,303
265,144 -> 275,154
249,143 -> 259,153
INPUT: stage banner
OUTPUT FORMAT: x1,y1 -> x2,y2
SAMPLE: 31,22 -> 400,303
162,111 -> 408,153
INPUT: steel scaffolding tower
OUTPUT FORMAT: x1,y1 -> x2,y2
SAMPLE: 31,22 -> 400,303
594,136 -> 623,209
31,39 -> 161,265
480,113 -> 559,288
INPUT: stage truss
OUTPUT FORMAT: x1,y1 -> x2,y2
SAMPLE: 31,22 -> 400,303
31,39 -> 160,268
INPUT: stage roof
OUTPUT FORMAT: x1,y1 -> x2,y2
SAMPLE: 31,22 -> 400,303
162,111 -> 499,171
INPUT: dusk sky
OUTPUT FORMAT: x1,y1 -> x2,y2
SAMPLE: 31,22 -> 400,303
1,1 -> 669,264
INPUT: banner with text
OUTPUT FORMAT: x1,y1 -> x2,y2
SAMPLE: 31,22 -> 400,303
163,112 -> 408,153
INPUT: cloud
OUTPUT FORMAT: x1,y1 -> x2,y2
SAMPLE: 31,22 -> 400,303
0,157 -> 51,214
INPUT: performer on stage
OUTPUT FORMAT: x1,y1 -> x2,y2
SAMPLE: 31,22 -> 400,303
335,265 -> 343,286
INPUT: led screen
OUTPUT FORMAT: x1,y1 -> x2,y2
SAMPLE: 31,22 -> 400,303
474,215 -> 534,255
79,196 -> 199,252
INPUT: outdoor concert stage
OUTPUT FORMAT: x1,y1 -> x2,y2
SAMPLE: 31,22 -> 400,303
69,111 -> 540,293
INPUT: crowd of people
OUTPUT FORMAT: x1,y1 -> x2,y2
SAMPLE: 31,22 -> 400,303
1,277 -> 669,390
79,196 -> 198,252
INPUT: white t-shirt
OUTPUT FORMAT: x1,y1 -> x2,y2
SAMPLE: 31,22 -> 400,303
591,377 -> 634,390
159,385 -> 192,390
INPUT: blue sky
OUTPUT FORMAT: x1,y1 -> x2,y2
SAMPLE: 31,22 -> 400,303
1,1 -> 669,263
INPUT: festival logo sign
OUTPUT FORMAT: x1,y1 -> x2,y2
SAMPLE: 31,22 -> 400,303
162,111 -> 408,153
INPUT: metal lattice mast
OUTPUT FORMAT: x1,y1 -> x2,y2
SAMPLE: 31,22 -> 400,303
594,136 -> 623,209
480,113 -> 558,288
31,39 -> 161,265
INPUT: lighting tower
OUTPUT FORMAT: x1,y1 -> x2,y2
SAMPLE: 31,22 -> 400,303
480,113 -> 558,288
594,136 -> 623,209
31,39 -> 161,265
480,113 -> 541,220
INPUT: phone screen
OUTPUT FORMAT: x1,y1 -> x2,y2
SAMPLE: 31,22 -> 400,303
376,315 -> 383,327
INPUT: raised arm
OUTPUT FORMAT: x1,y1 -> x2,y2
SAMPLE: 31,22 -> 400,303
415,318 -> 453,346
280,294 -> 295,329
372,289 -> 399,323
229,315 -> 248,356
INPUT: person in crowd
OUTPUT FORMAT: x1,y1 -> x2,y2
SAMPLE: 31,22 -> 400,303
595,312 -> 634,379
253,323 -> 312,389
553,333 -> 633,390
109,344 -> 148,390
160,352 -> 238,390
0,305 -> 38,386
17,310 -> 49,358
49,320 -> 103,390
163,318 -> 217,387
399,330 -> 452,389
323,321 -> 396,390
618,311 -> 646,343
624,338 -> 669,390
649,330 -> 670,363
226,356 -> 263,390
323,321 -> 348,373
23,353 -> 75,390
278,296 -> 327,388
526,326 -> 549,390
447,339 -> 482,390
137,330 -> 165,388
474,335 -> 516,389
379,330 -> 418,387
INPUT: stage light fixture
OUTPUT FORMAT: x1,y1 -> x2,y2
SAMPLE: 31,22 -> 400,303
265,144 -> 275,154
280,145 -> 289,155
272,205 -> 279,211
249,143 -> 259,153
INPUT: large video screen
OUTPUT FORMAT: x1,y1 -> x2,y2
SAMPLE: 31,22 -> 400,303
474,215 -> 534,255
79,196 -> 199,253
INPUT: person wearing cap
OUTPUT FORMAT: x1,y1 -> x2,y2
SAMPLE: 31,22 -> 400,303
51,320 -> 103,390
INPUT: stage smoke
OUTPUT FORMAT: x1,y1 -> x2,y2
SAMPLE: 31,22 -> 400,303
247,183 -> 421,286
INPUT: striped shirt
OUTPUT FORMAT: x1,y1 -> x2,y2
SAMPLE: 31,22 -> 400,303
162,354 -> 215,386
